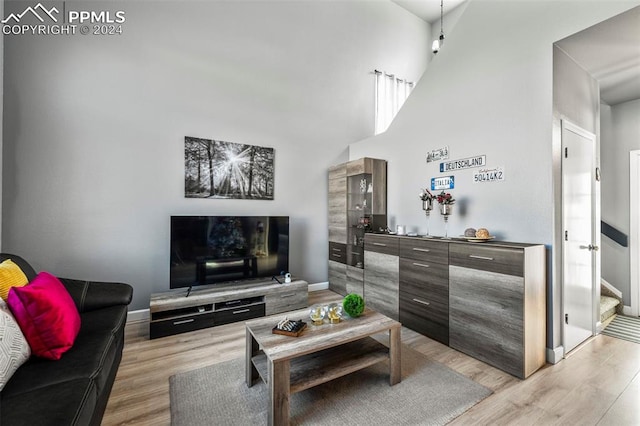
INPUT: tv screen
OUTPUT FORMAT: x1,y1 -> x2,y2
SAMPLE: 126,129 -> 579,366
170,216 -> 289,289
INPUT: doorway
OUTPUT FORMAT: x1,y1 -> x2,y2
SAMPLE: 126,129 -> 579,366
562,119 -> 600,354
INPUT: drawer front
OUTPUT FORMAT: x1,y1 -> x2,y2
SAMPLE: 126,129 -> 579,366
265,289 -> 308,315
150,312 -> 216,339
364,234 -> 399,256
449,265 -> 524,377
399,293 -> 449,345
399,238 -> 448,264
214,303 -> 265,326
329,242 -> 347,264
399,259 -> 448,303
449,244 -> 524,277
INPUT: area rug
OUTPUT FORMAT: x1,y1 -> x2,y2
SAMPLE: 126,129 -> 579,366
169,345 -> 492,425
602,315 -> 640,344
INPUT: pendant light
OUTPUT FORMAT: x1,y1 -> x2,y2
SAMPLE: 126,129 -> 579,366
432,0 -> 445,54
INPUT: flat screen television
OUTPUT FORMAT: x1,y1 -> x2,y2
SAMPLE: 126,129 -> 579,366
170,216 -> 289,289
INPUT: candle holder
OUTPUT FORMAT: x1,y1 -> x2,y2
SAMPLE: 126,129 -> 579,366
440,204 -> 453,239
422,199 -> 433,238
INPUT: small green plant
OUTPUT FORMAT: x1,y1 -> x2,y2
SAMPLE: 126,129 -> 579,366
342,293 -> 365,318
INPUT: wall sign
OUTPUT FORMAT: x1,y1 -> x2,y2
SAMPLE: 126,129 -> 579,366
426,146 -> 449,163
440,155 -> 486,172
473,166 -> 505,183
431,176 -> 455,190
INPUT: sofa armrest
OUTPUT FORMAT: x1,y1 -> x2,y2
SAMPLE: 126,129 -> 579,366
58,278 -> 133,313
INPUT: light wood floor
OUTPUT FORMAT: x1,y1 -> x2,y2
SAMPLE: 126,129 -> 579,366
102,290 -> 640,425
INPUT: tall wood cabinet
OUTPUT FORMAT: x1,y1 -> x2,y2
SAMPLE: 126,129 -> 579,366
328,158 -> 387,297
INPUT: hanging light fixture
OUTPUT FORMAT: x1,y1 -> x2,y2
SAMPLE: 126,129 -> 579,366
432,0 -> 445,54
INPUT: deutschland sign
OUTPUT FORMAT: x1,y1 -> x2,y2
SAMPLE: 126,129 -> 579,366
439,155 -> 486,172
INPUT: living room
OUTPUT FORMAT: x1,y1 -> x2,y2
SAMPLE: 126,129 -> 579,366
2,0 -> 640,425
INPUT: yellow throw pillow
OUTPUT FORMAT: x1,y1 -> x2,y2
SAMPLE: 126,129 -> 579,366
0,259 -> 29,301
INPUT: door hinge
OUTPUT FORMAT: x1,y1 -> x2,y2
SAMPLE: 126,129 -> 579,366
565,230 -> 568,241
565,147 -> 568,158
565,313 -> 569,324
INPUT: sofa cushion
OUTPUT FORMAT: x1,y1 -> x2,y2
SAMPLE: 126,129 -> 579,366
1,378 -> 98,426
0,299 -> 31,391
0,259 -> 29,301
7,272 -> 81,360
1,305 -> 127,399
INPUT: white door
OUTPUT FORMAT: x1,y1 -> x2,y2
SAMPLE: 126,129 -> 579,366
631,150 -> 640,317
562,120 -> 598,354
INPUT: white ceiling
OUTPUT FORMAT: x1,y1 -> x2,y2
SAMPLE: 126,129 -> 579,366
556,5 -> 640,106
391,0 -> 466,24
393,2 -> 640,106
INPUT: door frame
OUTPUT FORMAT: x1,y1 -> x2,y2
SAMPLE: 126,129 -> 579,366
561,119 -> 601,353
630,150 -> 640,317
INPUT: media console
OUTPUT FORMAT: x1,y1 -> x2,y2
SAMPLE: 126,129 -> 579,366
149,279 -> 308,339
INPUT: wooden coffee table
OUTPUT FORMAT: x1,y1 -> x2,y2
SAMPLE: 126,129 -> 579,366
245,304 -> 401,426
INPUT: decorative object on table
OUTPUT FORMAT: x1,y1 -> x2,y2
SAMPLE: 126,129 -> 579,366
342,293 -> 365,318
326,303 -> 343,324
184,136 -> 274,200
309,305 -> 326,325
272,317 -> 307,336
436,191 -> 455,239
396,225 -> 406,235
419,188 -> 435,238
464,227 -> 495,242
464,228 -> 477,237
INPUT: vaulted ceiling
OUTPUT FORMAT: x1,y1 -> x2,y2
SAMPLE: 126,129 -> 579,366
556,5 -> 640,106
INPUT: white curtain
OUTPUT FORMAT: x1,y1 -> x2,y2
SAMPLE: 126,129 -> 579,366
374,71 -> 414,135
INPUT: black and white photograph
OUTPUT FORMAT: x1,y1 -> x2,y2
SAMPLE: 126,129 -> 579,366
184,137 -> 275,200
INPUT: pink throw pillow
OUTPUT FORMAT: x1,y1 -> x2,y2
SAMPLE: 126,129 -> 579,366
7,272 -> 81,360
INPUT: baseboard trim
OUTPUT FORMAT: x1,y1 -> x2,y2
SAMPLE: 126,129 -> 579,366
308,281 -> 329,292
127,309 -> 150,323
546,346 -> 564,364
601,278 -> 623,299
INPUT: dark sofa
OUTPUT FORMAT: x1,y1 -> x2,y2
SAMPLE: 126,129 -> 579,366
0,253 -> 133,426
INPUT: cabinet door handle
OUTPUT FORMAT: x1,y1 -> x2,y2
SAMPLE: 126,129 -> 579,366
332,253 -> 342,258
412,262 -> 430,268
173,318 -> 195,325
412,247 -> 431,253
280,293 -> 296,298
332,248 -> 342,252
469,254 -> 494,261
373,242 -> 387,247
232,309 -> 251,315
412,298 -> 430,306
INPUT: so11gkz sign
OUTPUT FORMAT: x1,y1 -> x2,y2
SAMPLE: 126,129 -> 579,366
473,166 -> 505,183
2,2 -> 126,36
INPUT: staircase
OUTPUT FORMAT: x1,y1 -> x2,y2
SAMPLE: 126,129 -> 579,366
600,281 -> 622,325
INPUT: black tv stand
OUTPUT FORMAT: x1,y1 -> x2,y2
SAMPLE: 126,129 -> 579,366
149,278 -> 308,339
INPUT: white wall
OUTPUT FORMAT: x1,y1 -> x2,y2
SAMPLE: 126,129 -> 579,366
1,0 -> 429,310
601,99 -> 640,305
349,0 -> 639,352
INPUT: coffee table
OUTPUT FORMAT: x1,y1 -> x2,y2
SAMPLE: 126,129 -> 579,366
245,304 -> 401,426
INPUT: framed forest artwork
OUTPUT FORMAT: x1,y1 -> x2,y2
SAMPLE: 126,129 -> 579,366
184,136 -> 275,200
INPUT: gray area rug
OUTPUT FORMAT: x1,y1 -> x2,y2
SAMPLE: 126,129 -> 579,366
602,315 -> 640,344
169,345 -> 492,426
